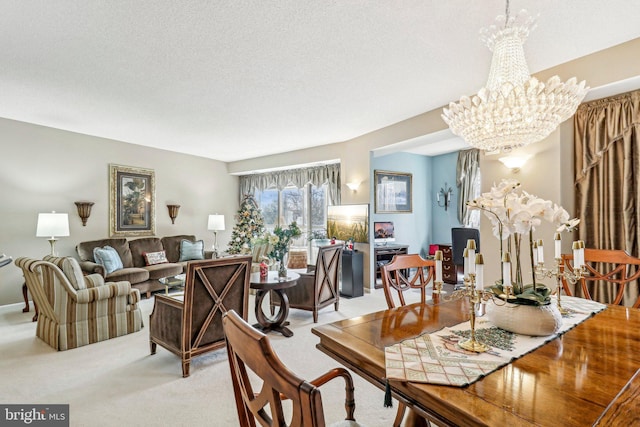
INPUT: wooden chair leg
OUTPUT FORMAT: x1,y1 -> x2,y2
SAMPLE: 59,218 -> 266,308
393,403 -> 406,427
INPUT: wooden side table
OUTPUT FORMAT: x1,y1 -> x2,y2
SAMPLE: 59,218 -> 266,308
250,271 -> 299,337
22,283 -> 38,322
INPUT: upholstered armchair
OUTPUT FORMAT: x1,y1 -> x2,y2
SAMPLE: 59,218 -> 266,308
149,256 -> 252,377
15,256 -> 143,351
285,245 -> 342,323
250,241 -> 274,273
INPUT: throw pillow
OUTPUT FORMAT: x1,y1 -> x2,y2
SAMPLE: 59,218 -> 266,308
93,246 -> 124,275
62,257 -> 87,290
144,250 -> 168,266
179,239 -> 205,262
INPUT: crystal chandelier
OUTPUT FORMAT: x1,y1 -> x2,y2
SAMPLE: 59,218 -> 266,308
442,1 -> 589,152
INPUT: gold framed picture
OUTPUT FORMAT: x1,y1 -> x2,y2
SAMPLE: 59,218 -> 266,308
109,164 -> 155,237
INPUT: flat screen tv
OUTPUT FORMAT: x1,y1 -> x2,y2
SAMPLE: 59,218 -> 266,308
374,221 -> 395,245
326,204 -> 369,243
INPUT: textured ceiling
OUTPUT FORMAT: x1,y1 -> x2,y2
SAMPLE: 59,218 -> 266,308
1,1 -> 639,162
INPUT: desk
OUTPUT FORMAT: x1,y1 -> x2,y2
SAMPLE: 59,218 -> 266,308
312,298 -> 640,426
250,271 -> 299,337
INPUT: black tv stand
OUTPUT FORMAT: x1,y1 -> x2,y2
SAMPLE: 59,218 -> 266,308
373,243 -> 409,289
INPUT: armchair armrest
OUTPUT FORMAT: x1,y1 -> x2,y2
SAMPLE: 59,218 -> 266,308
74,281 -> 134,303
78,260 -> 105,277
309,367 -> 356,422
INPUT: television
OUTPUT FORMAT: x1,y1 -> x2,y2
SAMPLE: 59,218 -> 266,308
374,221 -> 395,245
326,204 -> 369,243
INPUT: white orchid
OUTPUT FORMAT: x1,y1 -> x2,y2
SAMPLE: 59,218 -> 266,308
467,179 -> 581,299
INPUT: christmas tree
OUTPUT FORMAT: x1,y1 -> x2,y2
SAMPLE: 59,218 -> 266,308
227,195 -> 266,254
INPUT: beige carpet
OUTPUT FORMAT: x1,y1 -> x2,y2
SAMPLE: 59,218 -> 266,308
0,288 -> 427,427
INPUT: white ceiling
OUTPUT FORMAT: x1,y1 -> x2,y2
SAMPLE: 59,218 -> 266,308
1,1 -> 639,162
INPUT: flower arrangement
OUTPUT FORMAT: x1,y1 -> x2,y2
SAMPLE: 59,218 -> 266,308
251,222 -> 302,263
467,179 -> 579,305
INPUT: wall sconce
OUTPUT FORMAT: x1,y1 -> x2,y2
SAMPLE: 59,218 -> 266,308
437,183 -> 453,210
346,182 -> 360,192
74,201 -> 94,226
499,155 -> 531,173
167,204 -> 181,224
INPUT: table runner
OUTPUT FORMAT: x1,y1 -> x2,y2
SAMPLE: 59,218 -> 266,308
384,296 -> 606,387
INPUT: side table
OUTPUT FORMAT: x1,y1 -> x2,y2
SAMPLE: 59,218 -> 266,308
249,271 -> 299,337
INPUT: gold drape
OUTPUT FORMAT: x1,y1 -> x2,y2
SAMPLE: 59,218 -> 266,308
574,89 -> 640,305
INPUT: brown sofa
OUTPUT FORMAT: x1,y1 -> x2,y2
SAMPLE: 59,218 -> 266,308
76,235 -> 213,297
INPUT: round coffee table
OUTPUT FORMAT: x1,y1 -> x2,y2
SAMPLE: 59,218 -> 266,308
250,271 -> 300,337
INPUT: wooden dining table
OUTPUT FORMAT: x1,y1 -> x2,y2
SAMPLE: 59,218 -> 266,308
311,297 -> 640,426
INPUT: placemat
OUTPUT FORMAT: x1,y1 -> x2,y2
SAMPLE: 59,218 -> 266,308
384,296 -> 606,387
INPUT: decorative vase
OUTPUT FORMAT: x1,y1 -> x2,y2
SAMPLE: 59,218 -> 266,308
486,302 -> 562,337
278,256 -> 288,278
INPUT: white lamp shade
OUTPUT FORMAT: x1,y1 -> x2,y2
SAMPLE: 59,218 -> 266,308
207,214 -> 225,231
36,212 -> 70,238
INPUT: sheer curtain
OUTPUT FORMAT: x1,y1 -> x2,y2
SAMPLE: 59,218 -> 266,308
239,163 -> 341,205
456,149 -> 481,227
574,89 -> 640,304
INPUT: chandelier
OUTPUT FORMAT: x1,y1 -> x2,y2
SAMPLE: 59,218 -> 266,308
441,2 -> 589,152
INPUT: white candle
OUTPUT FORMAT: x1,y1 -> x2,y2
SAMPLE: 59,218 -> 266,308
463,247 -> 469,278
502,252 -> 511,286
578,241 -> 585,269
466,239 -> 476,275
434,250 -> 443,282
475,254 -> 484,290
554,232 -> 562,260
572,241 -> 582,269
537,239 -> 545,264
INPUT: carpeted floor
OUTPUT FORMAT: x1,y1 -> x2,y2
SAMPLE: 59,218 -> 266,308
0,287 -> 426,427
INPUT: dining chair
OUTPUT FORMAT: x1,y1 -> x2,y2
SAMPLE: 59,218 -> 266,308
222,310 -> 362,427
380,253 -> 435,427
560,248 -> 640,307
380,253 -> 435,309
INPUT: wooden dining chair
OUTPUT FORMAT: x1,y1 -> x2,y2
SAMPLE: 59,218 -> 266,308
380,253 -> 436,309
222,310 -> 362,427
560,248 -> 640,307
380,253 -> 435,427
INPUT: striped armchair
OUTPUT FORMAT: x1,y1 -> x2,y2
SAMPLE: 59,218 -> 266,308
15,256 -> 143,351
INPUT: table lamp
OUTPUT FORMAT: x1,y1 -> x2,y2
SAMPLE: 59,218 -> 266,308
36,211 -> 70,256
207,214 -> 225,258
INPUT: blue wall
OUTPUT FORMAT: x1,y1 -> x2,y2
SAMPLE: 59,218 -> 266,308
371,151 -> 462,256
371,152 -> 432,257
431,151 -> 463,244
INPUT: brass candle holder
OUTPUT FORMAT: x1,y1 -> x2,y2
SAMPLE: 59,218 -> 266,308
535,241 -> 586,315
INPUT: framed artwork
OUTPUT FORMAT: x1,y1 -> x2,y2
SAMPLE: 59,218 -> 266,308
109,164 -> 156,237
374,170 -> 412,213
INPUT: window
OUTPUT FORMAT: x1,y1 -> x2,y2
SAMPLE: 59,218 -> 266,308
255,183 -> 329,251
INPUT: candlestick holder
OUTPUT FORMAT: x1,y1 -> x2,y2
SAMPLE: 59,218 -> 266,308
444,273 -> 506,353
535,259 -> 585,315
432,280 -> 446,295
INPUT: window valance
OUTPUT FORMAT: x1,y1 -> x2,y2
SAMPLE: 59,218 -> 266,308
239,163 -> 341,205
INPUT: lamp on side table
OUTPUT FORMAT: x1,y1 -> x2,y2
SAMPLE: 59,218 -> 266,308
207,214 -> 225,258
36,211 -> 70,256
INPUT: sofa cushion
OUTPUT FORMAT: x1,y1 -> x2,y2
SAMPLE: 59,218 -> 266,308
179,239 -> 205,262
144,250 -> 168,266
83,274 -> 105,288
76,238 -> 133,268
161,235 -> 196,263
105,267 -> 149,284
93,246 -> 124,274
145,263 -> 184,280
128,237 -> 164,268
62,257 -> 87,290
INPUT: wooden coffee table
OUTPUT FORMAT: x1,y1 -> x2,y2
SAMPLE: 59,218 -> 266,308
249,271 -> 299,337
